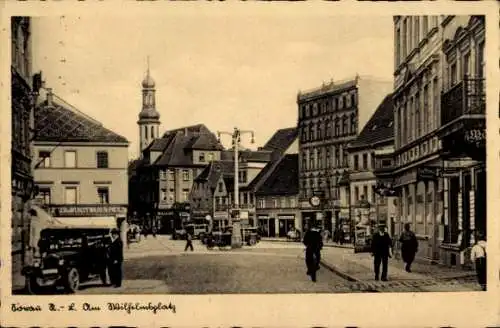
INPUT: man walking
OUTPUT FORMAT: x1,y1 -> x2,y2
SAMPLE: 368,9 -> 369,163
303,222 -> 323,282
184,232 -> 194,252
107,228 -> 124,288
399,223 -> 418,272
371,224 -> 393,281
470,231 -> 487,291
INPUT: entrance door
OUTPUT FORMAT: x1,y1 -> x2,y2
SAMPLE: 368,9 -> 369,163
278,219 -> 286,237
269,219 -> 276,237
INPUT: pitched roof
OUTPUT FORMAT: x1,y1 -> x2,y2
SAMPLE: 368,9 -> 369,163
163,124 -> 208,137
195,160 -> 234,190
298,77 -> 358,101
35,100 -> 128,143
152,128 -> 224,166
255,154 -> 299,196
261,127 -> 298,160
148,137 -> 172,152
348,93 -> 394,150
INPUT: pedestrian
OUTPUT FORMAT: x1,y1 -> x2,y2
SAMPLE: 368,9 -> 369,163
107,228 -> 124,288
152,226 -> 157,238
399,223 -> 418,272
303,222 -> 323,282
184,232 -> 194,252
371,224 -> 393,281
470,231 -> 487,291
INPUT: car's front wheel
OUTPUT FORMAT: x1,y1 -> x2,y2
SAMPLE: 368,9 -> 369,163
25,276 -> 41,295
64,268 -> 80,293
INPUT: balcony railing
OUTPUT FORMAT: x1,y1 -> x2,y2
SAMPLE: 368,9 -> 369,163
441,76 -> 485,127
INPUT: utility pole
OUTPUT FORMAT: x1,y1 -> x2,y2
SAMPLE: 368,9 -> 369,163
217,127 -> 255,249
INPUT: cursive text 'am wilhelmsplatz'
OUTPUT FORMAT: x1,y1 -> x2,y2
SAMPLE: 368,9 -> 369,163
108,302 -> 176,314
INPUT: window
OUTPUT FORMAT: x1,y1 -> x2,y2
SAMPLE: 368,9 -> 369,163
182,170 -> 190,181
97,187 -> 109,204
450,63 -> 457,86
160,169 -> 166,180
64,186 -> 77,204
362,153 -> 368,170
343,146 -> 348,167
258,198 -> 265,209
407,196 -> 412,216
363,185 -> 368,201
342,116 -> 348,135
38,151 -> 51,168
317,149 -> 323,169
354,155 -> 359,171
433,78 -> 439,124
199,152 -> 205,162
151,126 -> 155,139
96,151 -> 108,168
238,171 -> 247,183
423,85 -> 430,133
325,148 -> 330,168
182,189 -> 189,202
350,114 -> 356,135
290,197 -> 296,208
207,153 -> 214,162
280,197 -> 287,208
218,182 -> 224,192
334,118 -> 340,136
38,187 -> 51,205
338,97 -> 343,109
272,198 -> 278,208
331,97 -> 336,111
302,153 -> 307,171
334,147 -> 340,167
354,186 -> 359,202
161,189 -> 167,201
415,92 -> 421,138
463,52 -> 470,77
64,151 -> 76,168
477,42 -> 485,78
309,152 -> 315,170
144,126 -> 148,140
168,188 -> 175,202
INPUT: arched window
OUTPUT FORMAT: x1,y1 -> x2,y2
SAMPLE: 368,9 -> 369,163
334,117 -> 340,136
144,125 -> 148,140
309,125 -> 314,141
317,121 -> 323,140
151,126 -> 155,139
311,124 -> 317,141
325,119 -> 331,138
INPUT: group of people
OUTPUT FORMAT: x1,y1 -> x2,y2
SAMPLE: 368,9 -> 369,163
303,222 -> 487,290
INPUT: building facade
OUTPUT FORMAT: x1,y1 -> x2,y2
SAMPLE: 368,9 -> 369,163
255,154 -> 300,237
11,16 -> 41,289
348,94 -> 397,241
129,124 -> 225,232
297,76 -> 393,234
33,89 -> 130,220
390,15 -> 485,267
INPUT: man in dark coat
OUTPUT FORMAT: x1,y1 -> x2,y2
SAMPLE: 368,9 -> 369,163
399,223 -> 418,272
371,224 -> 393,281
107,228 -> 124,288
303,222 -> 323,282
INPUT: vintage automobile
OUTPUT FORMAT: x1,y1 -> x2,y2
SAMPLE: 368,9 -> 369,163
204,226 -> 260,248
22,206 -> 117,294
241,227 -> 260,246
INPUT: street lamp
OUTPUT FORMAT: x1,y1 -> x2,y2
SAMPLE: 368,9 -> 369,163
217,127 -> 255,249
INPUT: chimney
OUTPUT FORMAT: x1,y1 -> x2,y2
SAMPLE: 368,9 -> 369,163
46,88 -> 53,106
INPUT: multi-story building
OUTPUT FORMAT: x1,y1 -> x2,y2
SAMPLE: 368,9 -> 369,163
297,76 -> 393,234
255,154 -> 299,237
129,124 -> 225,232
33,88 -> 129,219
347,94 -> 397,239
11,16 -> 41,290
240,127 -> 299,226
389,15 -> 485,267
189,161 -> 234,230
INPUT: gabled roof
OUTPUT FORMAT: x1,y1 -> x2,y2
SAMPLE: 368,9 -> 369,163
163,123 -> 208,137
195,160 -> 234,190
152,127 -> 224,167
348,93 -> 394,150
261,127 -> 298,160
255,154 -> 299,196
35,100 -> 128,144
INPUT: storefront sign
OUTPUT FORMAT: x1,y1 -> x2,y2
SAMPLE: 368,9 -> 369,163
214,211 -> 229,219
464,129 -> 485,145
49,205 -> 127,217
257,215 -> 269,220
278,215 -> 295,220
417,167 -> 439,181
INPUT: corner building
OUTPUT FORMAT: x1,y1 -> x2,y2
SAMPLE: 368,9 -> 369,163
297,76 -> 392,234
390,16 -> 485,267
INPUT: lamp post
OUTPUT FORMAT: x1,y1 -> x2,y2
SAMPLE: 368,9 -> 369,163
217,127 -> 255,249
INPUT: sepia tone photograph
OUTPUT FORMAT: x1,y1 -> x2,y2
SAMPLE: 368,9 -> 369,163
8,12 -> 489,298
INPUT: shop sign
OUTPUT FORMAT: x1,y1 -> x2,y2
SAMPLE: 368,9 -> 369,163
464,129 -> 485,146
417,167 -> 439,181
240,211 -> 249,220
257,215 -> 269,220
49,205 -> 127,217
214,211 -> 229,219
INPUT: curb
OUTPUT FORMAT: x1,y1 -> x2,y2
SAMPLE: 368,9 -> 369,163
262,239 -> 355,250
318,259 -> 380,292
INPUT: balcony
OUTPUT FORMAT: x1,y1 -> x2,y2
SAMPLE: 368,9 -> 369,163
438,76 -> 486,160
373,153 -> 395,178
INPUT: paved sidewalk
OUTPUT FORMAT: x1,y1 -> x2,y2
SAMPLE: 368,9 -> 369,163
318,247 -> 481,292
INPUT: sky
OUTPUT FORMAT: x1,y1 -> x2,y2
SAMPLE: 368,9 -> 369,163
31,14 -> 394,159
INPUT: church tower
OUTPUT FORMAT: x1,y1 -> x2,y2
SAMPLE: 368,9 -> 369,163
137,57 -> 161,155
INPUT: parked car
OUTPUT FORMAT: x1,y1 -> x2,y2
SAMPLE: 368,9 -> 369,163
242,227 -> 260,246
22,206 -> 117,294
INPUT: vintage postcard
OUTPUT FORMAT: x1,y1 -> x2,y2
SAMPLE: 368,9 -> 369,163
1,1 -> 498,327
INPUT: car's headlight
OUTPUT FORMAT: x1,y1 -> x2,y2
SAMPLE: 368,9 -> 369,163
33,260 -> 40,267
58,259 -> 65,266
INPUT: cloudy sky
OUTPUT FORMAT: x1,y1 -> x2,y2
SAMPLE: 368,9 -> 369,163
31,13 -> 394,159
